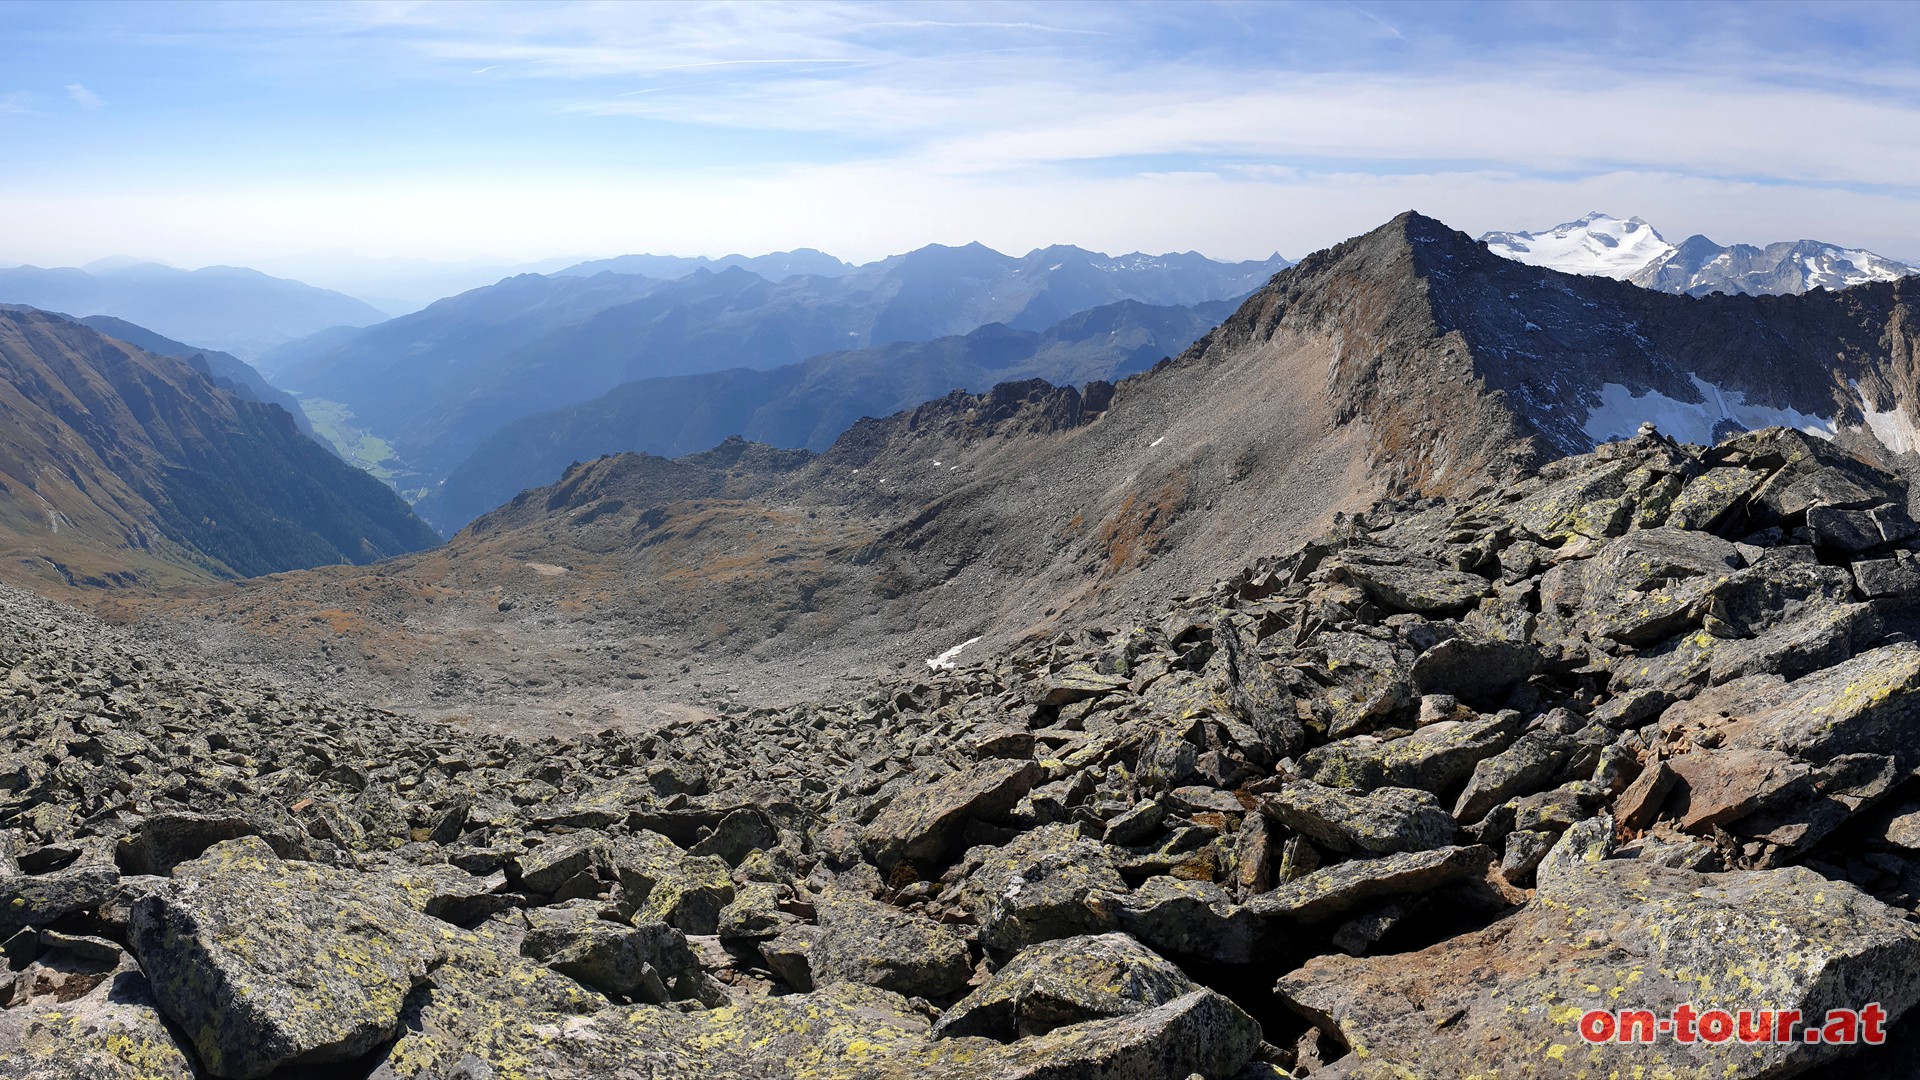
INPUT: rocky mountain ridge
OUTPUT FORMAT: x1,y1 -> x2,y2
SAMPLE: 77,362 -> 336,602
0,306 -> 438,593
69,314 -> 316,440
414,296 -> 1236,533
12,422 -> 1920,1077
264,244 -> 1288,497
130,212 -> 1920,728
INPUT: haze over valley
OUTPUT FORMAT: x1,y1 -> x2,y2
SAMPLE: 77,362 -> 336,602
8,4 -> 1920,1079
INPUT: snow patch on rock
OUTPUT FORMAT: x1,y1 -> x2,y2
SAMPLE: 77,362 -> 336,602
927,636 -> 982,671
1861,400 -> 1920,455
1583,376 -> 1836,446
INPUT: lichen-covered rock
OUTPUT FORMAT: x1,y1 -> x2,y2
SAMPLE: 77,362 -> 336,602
514,831 -> 609,896
1659,642 -> 1920,765
1336,561 -> 1490,617
519,899 -> 708,1004
687,806 -> 780,865
1409,634 -> 1539,705
717,880 -> 793,941
959,825 -> 1129,960
865,759 -> 1044,870
0,863 -> 117,928
1299,711 -> 1521,793
116,812 -> 303,877
800,891 -> 973,1000
1111,876 -> 1261,965
1249,845 -> 1493,923
1034,663 -> 1129,706
609,830 -> 734,935
1450,730 -> 1574,824
1277,859 -> 1920,1078
128,838 -> 445,1079
1262,780 -> 1455,855
934,933 -> 1196,1040
0,967 -> 198,1079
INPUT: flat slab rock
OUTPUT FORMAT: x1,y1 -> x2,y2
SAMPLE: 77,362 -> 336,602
1249,845 -> 1492,923
1277,858 -> 1920,1078
864,758 -> 1043,869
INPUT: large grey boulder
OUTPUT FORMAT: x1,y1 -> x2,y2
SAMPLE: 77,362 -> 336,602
1299,711 -> 1521,793
780,891 -> 973,1000
1277,859 -> 1920,1078
127,838 -> 443,1079
1249,845 -> 1493,923
958,826 -> 1129,960
865,759 -> 1044,870
1111,877 -> 1261,965
0,965 -> 198,1079
519,900 -> 710,1005
1262,779 -> 1455,854
1336,560 -> 1491,617
608,831 -> 734,935
934,933 -> 1195,1041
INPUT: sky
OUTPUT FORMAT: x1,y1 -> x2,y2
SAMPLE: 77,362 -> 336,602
4,0 -> 1920,294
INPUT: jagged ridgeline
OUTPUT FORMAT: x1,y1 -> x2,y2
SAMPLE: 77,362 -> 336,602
9,421 -> 1920,1076
0,306 -> 438,590
154,212 -> 1920,724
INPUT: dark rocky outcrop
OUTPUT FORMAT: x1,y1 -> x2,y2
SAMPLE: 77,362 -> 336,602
13,366 -> 1920,1073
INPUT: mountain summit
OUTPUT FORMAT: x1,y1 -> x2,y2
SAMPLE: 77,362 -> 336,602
1480,211 -> 1673,279
1482,212 -> 1916,296
142,211 -> 1920,724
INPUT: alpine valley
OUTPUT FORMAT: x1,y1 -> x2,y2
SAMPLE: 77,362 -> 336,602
11,212 -> 1920,1080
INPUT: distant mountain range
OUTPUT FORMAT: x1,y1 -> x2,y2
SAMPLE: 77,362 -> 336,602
414,296 -> 1236,532
1482,212 -> 1916,296
0,306 -> 437,591
264,242 -> 1290,501
174,211 -> 1920,713
0,261 -> 389,358
554,249 -> 855,281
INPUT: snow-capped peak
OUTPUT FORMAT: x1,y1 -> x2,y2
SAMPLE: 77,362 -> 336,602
1479,212 -> 1675,280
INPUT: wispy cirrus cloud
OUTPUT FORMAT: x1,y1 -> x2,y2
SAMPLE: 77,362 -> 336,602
65,83 -> 102,109
5,1 -> 1920,270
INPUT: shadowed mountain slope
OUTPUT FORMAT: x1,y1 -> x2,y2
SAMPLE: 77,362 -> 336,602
124,212 -> 1920,728
267,245 -> 1290,493
0,306 -> 438,592
415,297 -> 1236,533
72,314 -> 315,438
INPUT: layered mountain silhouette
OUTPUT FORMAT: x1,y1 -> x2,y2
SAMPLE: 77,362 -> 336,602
0,261 -> 388,358
1483,211 -> 1915,296
555,248 -> 855,280
263,243 -> 1290,494
0,306 -> 437,591
70,314 -> 315,438
415,297 -> 1236,532
159,212 -> 1920,719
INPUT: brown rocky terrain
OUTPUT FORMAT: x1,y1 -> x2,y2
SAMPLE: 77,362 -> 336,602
118,212 -> 1920,735
11,423 -> 1920,1077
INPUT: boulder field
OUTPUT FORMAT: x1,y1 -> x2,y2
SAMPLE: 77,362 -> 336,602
8,425 -> 1920,1077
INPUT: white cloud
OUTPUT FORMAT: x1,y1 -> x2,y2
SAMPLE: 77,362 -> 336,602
8,1 -> 1920,269
65,83 -> 102,110
7,161 -> 1920,273
0,92 -> 33,115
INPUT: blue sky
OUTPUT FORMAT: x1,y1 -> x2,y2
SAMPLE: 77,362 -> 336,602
4,0 -> 1920,285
